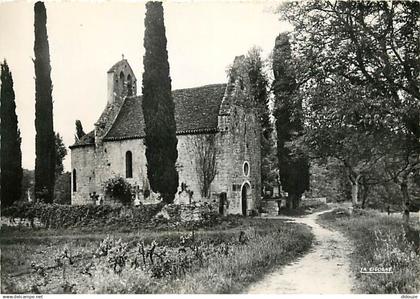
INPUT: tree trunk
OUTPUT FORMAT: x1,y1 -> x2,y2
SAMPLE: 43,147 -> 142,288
351,183 -> 358,206
286,195 -> 293,209
287,193 -> 301,209
400,178 -> 410,223
361,181 -> 369,209
350,174 -> 362,207
293,194 -> 301,209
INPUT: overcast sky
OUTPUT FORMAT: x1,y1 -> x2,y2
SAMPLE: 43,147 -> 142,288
0,0 -> 290,171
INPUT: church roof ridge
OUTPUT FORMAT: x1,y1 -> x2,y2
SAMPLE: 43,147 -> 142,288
70,83 -> 227,148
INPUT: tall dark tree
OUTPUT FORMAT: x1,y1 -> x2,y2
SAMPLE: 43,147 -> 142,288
0,61 -> 23,207
34,1 -> 55,203
142,1 -> 178,204
272,33 -> 309,209
75,119 -> 86,140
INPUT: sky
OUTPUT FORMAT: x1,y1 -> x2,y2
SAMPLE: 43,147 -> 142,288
0,0 -> 291,171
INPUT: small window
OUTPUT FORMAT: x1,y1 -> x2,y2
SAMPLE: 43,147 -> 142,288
119,71 -> 124,90
72,169 -> 77,192
127,74 -> 133,96
243,161 -> 250,177
126,151 -> 133,178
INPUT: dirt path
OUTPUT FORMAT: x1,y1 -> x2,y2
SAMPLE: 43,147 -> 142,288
248,210 -> 354,294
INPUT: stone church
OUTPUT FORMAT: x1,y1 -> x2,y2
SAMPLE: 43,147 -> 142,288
70,57 -> 261,215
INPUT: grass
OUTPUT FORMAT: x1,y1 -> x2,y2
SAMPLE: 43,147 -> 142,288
1,217 -> 313,294
318,208 -> 420,294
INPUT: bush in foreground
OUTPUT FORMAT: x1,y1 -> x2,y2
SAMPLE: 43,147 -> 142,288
1,219 -> 313,294
83,223 -> 313,294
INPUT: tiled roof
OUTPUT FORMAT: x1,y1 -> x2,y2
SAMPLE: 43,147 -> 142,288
104,83 -> 226,141
70,84 -> 227,147
69,130 -> 95,148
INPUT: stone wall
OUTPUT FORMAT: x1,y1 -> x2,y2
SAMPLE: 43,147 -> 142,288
71,146 -> 96,205
71,106 -> 262,214
212,104 -> 261,215
174,104 -> 262,215
71,81 -> 261,214
176,134 -> 207,203
96,138 -> 148,197
155,202 -> 218,223
71,138 -> 151,205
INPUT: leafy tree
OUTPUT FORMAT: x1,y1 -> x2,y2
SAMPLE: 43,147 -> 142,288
34,1 -> 55,203
272,33 -> 309,209
381,134 -> 419,215
142,1 -> 178,204
278,1 -> 419,134
0,60 -> 23,207
54,172 -> 71,205
278,1 -> 420,212
75,120 -> 86,140
299,77 -> 391,206
308,159 -> 351,203
55,133 -> 67,179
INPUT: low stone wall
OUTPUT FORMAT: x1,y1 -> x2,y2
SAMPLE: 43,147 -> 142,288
307,197 -> 327,203
155,202 -> 219,223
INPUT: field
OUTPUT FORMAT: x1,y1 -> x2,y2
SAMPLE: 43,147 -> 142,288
1,216 -> 313,294
318,208 -> 420,294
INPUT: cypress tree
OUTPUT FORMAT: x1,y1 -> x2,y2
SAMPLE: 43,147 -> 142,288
273,33 -> 309,209
142,1 -> 178,204
0,61 -> 23,207
34,1 -> 55,203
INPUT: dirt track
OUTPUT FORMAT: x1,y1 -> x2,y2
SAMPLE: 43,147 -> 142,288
248,210 -> 354,294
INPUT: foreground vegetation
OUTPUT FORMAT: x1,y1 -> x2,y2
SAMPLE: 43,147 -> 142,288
1,217 -> 313,294
318,208 -> 419,294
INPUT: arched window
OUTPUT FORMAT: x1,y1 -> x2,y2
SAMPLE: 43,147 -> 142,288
127,74 -> 133,96
126,151 -> 133,178
72,169 -> 77,192
119,71 -> 125,91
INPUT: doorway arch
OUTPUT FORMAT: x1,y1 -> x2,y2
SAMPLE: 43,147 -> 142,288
241,182 -> 250,216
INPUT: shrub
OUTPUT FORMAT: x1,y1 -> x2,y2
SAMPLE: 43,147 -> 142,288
104,177 -> 133,206
107,239 -> 129,274
1,202 -> 162,229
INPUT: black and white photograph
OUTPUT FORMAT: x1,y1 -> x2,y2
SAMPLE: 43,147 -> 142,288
0,0 -> 419,296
